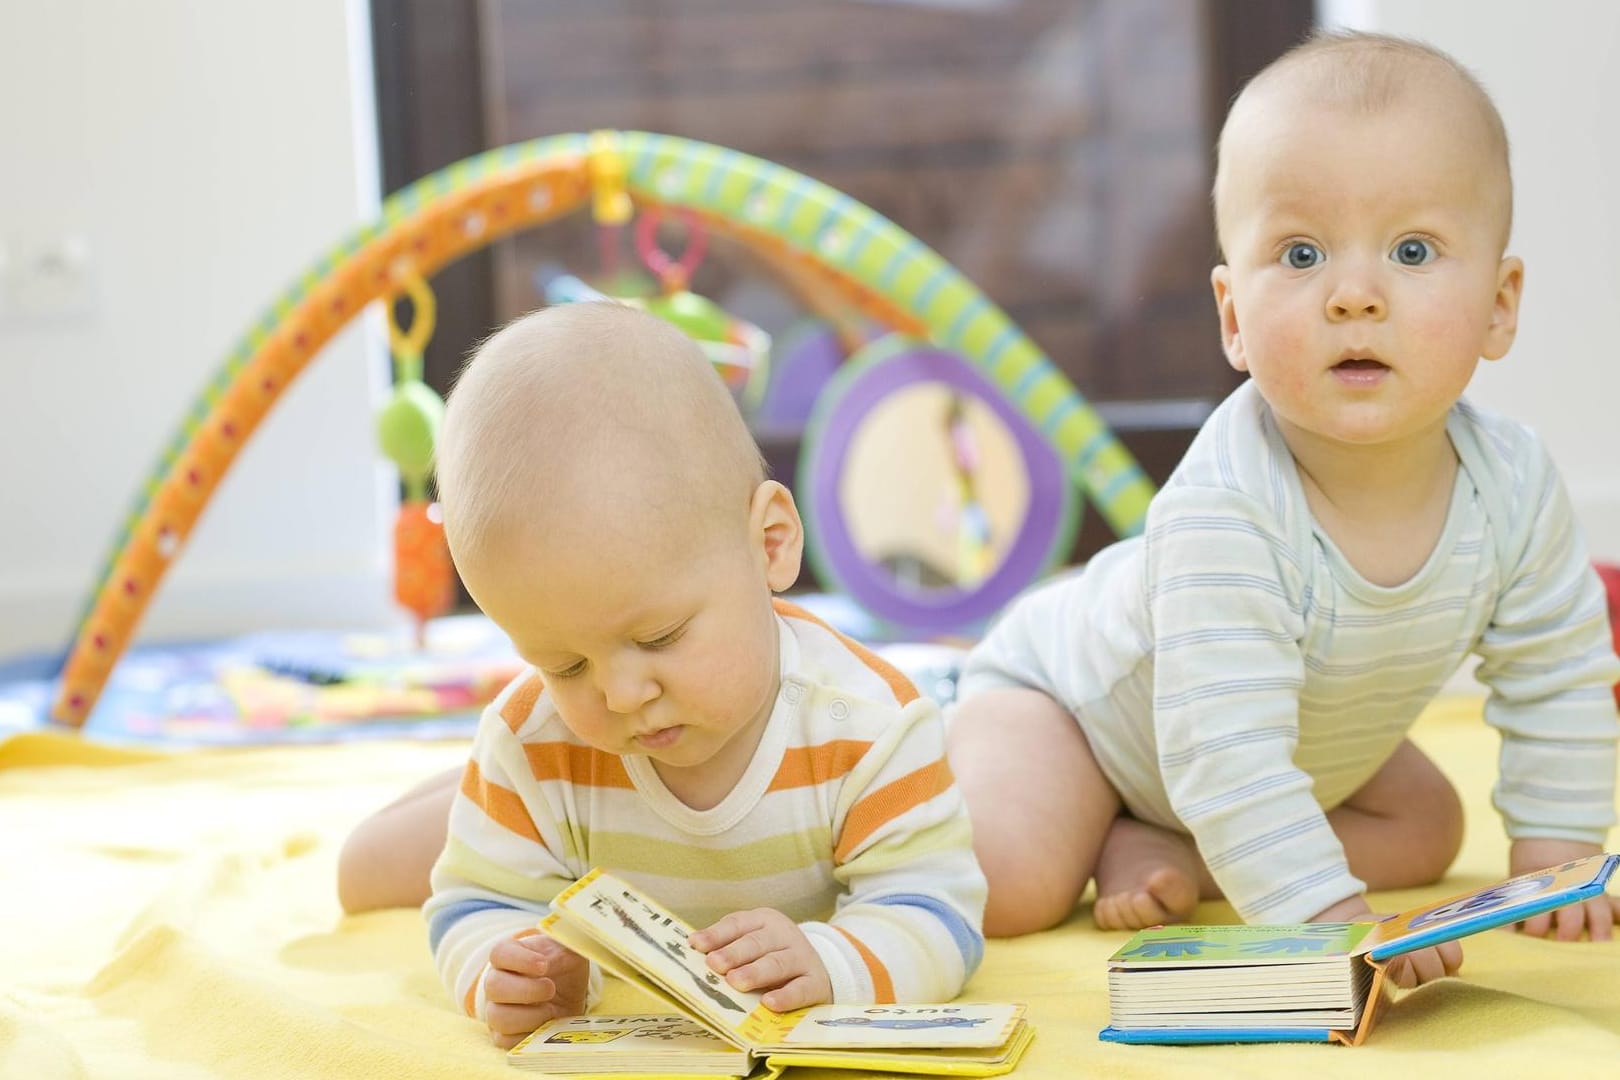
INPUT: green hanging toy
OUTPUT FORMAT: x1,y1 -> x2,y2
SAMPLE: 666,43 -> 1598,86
377,267 -> 453,645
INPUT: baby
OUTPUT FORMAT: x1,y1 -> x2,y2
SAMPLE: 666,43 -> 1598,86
417,302 -> 985,1047
948,30 -> 1620,987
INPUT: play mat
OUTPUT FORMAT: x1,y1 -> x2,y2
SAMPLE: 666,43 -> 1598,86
0,616 -> 518,747
1,694 -> 1615,1079
0,595 -> 960,748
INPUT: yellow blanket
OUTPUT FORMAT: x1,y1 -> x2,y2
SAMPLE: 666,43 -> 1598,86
2,697 -> 1616,1079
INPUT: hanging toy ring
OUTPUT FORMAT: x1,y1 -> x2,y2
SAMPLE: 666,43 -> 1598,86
387,264 -> 438,360
634,206 -> 709,292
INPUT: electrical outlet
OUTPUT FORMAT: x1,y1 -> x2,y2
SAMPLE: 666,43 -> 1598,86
0,235 -> 97,326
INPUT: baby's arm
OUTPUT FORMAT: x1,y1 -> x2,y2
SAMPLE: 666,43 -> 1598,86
1145,486 -> 1365,923
795,695 -> 987,1004
422,675 -> 594,1039
1475,450 -> 1620,941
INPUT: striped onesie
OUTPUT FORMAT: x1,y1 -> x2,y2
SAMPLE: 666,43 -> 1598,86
961,379 -> 1620,924
426,600 -> 987,1022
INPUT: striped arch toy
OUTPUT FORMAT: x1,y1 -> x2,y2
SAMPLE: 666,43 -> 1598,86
51,131 -> 1156,727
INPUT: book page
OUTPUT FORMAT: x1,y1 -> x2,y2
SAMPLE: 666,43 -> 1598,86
770,1003 -> 1024,1049
549,871 -> 769,1042
513,1014 -> 732,1052
538,911 -> 708,1027
508,1014 -> 753,1075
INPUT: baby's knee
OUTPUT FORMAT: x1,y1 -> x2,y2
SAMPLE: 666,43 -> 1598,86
978,823 -> 1091,936
1400,768 -> 1465,880
1421,776 -> 1466,870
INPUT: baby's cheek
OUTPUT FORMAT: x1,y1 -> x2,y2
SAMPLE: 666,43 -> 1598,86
707,638 -> 776,704
552,693 -> 614,748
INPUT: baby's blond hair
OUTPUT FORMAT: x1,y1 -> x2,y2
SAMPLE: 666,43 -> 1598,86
1214,30 -> 1513,252
435,302 -> 766,568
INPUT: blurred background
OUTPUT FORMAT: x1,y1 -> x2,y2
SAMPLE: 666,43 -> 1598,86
3,0 -> 1618,657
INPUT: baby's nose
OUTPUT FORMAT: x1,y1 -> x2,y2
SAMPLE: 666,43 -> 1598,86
600,669 -> 659,714
1326,272 -> 1387,321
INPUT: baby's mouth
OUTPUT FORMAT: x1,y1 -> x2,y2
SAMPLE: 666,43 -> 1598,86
1333,358 -> 1389,372
637,725 -> 685,750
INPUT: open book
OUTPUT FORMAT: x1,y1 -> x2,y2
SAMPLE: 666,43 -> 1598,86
1100,852 -> 1618,1046
509,869 -> 1033,1077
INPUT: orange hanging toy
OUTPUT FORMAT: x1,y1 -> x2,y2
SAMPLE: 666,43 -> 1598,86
377,267 -> 454,646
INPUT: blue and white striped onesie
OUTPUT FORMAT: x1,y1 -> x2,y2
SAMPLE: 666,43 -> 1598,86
960,380 -> 1620,924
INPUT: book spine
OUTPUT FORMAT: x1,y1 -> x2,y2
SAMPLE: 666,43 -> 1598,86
1328,956 -> 1388,1047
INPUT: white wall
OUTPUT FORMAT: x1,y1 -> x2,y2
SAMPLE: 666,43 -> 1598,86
0,0 -> 397,657
1318,0 -> 1620,560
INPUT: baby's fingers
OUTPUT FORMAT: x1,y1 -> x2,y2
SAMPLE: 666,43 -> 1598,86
1583,897 -> 1615,942
762,974 -> 828,1013
486,1001 -> 563,1049
1386,945 -> 1453,989
722,946 -> 801,993
484,969 -> 557,1007
1405,946 -> 1448,986
691,910 -> 772,954
1553,901 -> 1587,942
1517,910 -> 1554,938
1436,938 -> 1464,977
489,934 -> 557,977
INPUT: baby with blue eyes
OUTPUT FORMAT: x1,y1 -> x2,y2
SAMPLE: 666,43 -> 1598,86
946,29 -> 1620,989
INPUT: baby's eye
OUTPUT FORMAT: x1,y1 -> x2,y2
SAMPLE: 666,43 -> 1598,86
549,660 -> 588,680
1282,242 -> 1323,269
1391,237 -> 1437,266
640,627 -> 687,650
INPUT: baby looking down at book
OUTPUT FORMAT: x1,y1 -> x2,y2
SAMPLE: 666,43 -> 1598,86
421,302 -> 987,1048
948,29 -> 1620,991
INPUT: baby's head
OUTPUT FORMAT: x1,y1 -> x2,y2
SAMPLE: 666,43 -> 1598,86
438,302 -> 803,789
1210,32 -> 1524,451
1214,31 -> 1513,256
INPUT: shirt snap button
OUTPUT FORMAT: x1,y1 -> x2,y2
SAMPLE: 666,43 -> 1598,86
829,698 -> 850,721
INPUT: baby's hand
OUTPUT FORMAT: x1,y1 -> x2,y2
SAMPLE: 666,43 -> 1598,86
483,934 -> 591,1049
690,908 -> 832,1012
1379,942 -> 1465,989
1310,894 -> 1463,990
1509,838 -> 1619,941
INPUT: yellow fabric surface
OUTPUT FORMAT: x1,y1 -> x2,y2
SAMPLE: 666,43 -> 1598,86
2,697 -> 1617,1079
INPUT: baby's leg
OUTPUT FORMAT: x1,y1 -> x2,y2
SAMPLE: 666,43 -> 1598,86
1328,738 -> 1464,890
946,687 -> 1122,936
336,765 -> 461,914
1091,738 -> 1462,929
1092,818 -> 1212,930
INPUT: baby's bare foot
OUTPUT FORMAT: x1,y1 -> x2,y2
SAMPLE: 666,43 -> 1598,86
1092,817 -> 1204,930
1094,866 -> 1199,930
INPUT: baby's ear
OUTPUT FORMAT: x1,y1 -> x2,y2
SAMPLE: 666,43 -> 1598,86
751,481 -> 803,592
1210,265 -> 1247,373
1482,255 -> 1524,361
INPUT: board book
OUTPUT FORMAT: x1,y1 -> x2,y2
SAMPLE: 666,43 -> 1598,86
509,868 -> 1033,1076
1099,852 -> 1618,1046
